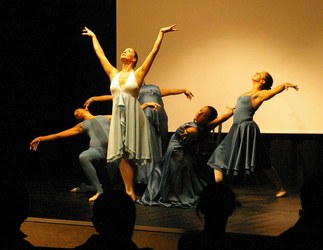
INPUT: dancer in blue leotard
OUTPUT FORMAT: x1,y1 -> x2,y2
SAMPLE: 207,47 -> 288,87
208,71 -> 299,197
30,108 -> 113,202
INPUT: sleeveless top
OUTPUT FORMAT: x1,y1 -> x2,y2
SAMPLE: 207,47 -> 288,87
233,95 -> 255,123
82,115 -> 110,155
107,71 -> 151,164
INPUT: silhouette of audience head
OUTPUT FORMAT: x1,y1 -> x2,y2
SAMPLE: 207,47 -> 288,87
277,171 -> 323,250
178,183 -> 245,250
196,182 -> 236,223
0,178 -> 34,249
0,179 -> 30,231
299,171 -> 323,219
92,190 -> 136,239
75,190 -> 154,249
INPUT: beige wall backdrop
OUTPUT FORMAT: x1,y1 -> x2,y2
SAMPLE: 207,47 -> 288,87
117,0 -> 322,133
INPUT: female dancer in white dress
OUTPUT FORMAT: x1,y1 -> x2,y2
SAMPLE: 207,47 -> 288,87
82,24 -> 177,200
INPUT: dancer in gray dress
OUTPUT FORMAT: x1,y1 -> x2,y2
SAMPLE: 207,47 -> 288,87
139,106 -> 234,207
207,71 -> 299,197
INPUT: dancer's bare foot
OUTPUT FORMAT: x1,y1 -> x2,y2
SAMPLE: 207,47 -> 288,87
71,183 -> 87,193
275,189 -> 287,198
89,193 -> 101,202
128,193 -> 138,202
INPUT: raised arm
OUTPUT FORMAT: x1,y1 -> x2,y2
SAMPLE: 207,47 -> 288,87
253,83 -> 299,110
160,88 -> 194,100
207,107 -> 234,130
135,24 -> 178,85
29,123 -> 83,151
82,27 -> 118,80
83,95 -> 113,110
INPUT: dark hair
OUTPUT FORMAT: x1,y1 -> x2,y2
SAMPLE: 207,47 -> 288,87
207,106 -> 218,122
92,191 -> 136,238
133,50 -> 138,68
263,72 -> 273,90
197,182 -> 236,218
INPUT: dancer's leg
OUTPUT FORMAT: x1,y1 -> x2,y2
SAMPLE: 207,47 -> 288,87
119,156 -> 136,201
262,166 -> 287,197
79,149 -> 104,201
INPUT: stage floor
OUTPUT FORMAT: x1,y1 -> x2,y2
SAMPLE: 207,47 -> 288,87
27,178 -> 301,237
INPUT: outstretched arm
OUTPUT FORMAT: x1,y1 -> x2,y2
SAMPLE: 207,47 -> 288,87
160,88 -> 194,100
135,24 -> 178,85
83,95 -> 113,110
82,27 -> 118,80
253,83 -> 299,109
207,107 -> 234,130
29,123 -> 83,151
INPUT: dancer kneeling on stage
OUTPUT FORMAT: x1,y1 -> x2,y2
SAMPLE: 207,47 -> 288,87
139,106 -> 234,207
30,108 -> 113,202
30,102 -> 161,202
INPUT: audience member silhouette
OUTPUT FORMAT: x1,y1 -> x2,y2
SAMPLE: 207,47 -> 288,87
177,182 -> 250,250
276,171 -> 323,250
74,190 -> 152,250
0,179 -> 34,249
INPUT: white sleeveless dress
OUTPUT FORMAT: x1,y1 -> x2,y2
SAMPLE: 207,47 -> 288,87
107,70 -> 151,165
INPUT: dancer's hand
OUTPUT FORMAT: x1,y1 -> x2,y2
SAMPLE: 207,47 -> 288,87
180,127 -> 198,142
160,24 -> 178,33
226,106 -> 235,113
29,138 -> 41,151
82,27 -> 96,37
83,97 -> 94,110
284,83 -> 299,91
184,90 -> 194,100
141,102 -> 161,111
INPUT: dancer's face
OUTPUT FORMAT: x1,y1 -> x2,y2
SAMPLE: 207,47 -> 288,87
252,72 -> 266,82
74,108 -> 87,121
120,48 -> 136,61
194,106 -> 211,125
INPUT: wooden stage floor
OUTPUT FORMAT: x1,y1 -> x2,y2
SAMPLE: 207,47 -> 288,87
26,178 -> 301,236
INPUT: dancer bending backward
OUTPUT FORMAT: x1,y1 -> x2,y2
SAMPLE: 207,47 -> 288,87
139,83 -> 194,155
29,108 -> 112,202
140,106 -> 234,207
82,25 -> 177,201
138,83 -> 194,184
83,84 -> 194,184
207,72 -> 299,197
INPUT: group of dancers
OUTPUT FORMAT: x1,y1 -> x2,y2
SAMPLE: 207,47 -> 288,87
29,24 -> 299,207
